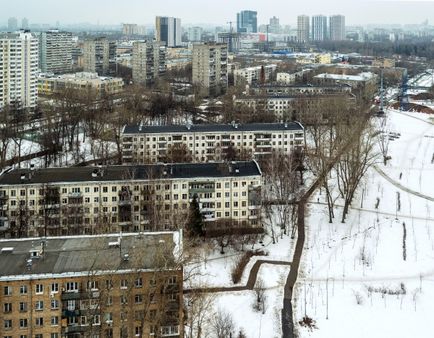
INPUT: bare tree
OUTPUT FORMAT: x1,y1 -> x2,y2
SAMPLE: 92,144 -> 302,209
211,309 -> 235,338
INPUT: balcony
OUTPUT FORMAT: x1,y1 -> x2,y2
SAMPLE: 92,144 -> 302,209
62,325 -> 88,334
68,192 -> 82,198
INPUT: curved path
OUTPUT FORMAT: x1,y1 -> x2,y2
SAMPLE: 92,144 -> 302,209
373,165 -> 434,202
183,259 -> 291,294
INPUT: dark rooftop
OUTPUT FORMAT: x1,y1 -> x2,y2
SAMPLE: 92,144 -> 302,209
0,232 -> 179,280
0,161 -> 261,186
123,122 -> 304,134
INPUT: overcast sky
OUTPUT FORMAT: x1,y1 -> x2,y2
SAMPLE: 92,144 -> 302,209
1,0 -> 433,26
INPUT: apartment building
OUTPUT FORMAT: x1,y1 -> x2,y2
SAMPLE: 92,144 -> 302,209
312,15 -> 328,41
297,15 -> 310,43
0,162 -> 262,237
38,72 -> 124,97
329,15 -> 346,41
234,94 -> 356,121
122,123 -> 304,164
313,72 -> 378,101
0,31 -> 38,110
39,30 -> 73,74
233,64 -> 277,86
83,37 -> 116,76
192,43 -> 228,96
0,232 -> 183,338
248,83 -> 352,96
155,17 -> 181,47
132,41 -> 167,85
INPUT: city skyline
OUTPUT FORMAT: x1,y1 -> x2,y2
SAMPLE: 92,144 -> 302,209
1,0 -> 434,26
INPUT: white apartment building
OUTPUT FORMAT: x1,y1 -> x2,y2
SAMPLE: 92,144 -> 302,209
39,30 -> 73,74
312,15 -> 328,41
329,15 -> 346,41
0,162 -> 262,237
192,43 -> 228,96
188,27 -> 203,42
121,122 -> 305,163
234,64 -> 277,86
297,15 -> 310,42
132,41 -> 167,84
0,31 -> 38,110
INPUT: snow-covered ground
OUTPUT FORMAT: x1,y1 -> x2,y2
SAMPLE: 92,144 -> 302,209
295,109 -> 434,337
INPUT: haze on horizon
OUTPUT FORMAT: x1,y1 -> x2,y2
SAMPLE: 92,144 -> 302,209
1,0 -> 433,26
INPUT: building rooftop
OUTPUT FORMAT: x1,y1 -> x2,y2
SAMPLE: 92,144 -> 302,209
0,232 -> 180,280
123,122 -> 303,134
0,161 -> 262,186
314,72 -> 377,82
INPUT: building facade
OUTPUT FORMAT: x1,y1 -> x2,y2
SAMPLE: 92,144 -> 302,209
132,41 -> 167,85
192,43 -> 228,97
122,123 -> 304,164
39,30 -> 73,74
233,64 -> 277,86
83,37 -> 116,76
312,15 -> 328,41
0,162 -> 262,236
237,10 -> 258,33
329,15 -> 346,41
0,232 -> 183,338
38,72 -> 124,97
0,31 -> 38,110
122,23 -> 139,36
187,27 -> 203,42
155,17 -> 181,48
297,15 -> 310,43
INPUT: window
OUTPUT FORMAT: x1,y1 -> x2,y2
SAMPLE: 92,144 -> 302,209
20,335 -> 27,338
51,299 -> 59,310
3,303 -> 12,313
135,278 -> 142,287
120,279 -> 128,289
87,281 -> 98,290
168,276 -> 177,285
65,282 -> 79,292
51,334 -> 59,338
35,300 -> 44,311
35,284 -> 44,294
3,286 -> 11,296
120,295 -> 128,304
51,283 -> 58,293
19,302 -> 27,312
105,280 -> 113,290
20,285 -> 27,295
66,300 -> 75,311
51,316 -> 58,326
35,317 -> 44,326
134,294 -> 143,304
35,335 -> 43,338
135,326 -> 142,336
19,318 -> 28,328
4,319 -> 12,329
106,296 -> 113,306
92,315 -> 100,326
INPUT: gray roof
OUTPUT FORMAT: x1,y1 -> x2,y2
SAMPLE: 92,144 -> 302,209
123,122 -> 304,134
0,232 -> 178,280
0,161 -> 261,186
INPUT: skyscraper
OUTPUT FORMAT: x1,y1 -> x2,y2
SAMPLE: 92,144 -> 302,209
192,43 -> 228,97
297,15 -> 310,43
83,37 -> 116,76
0,31 -> 38,110
329,15 -> 346,41
269,16 -> 280,34
155,16 -> 182,47
132,41 -> 166,84
237,10 -> 258,33
7,17 -> 18,31
39,30 -> 73,74
21,18 -> 29,30
188,27 -> 203,42
312,15 -> 328,41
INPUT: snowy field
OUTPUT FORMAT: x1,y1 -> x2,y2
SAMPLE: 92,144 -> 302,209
295,109 -> 434,338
